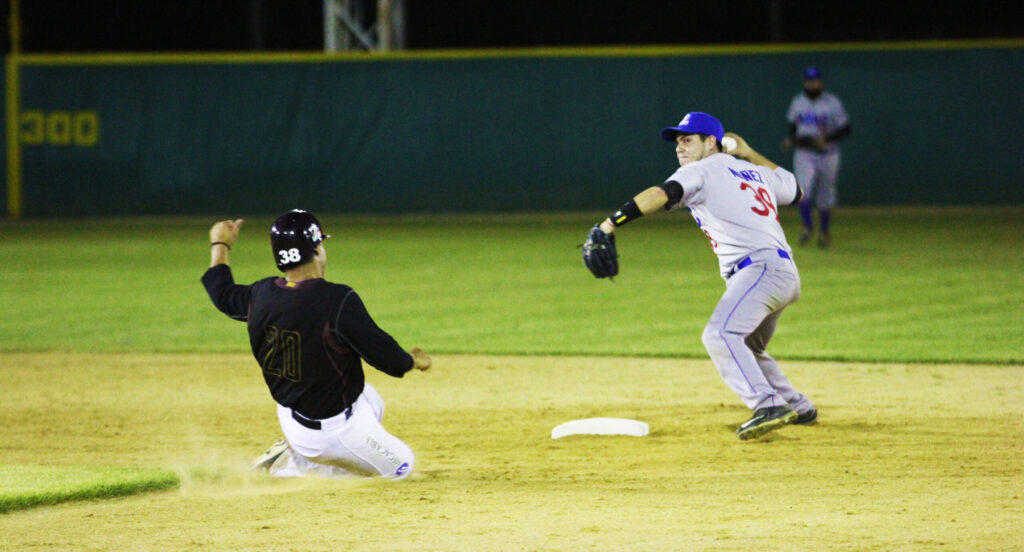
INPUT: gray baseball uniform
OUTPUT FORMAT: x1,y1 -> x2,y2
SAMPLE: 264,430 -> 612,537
665,153 -> 815,414
786,91 -> 849,208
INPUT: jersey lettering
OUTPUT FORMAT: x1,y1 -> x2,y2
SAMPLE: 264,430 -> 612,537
261,325 -> 303,382
740,182 -> 779,221
729,168 -> 764,184
797,112 -> 829,126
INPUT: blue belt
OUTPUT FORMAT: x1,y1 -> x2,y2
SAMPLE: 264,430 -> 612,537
732,249 -> 791,274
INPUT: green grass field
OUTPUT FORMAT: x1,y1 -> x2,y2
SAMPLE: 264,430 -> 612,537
0,465 -> 179,514
0,207 -> 1021,551
1,207 -> 1021,362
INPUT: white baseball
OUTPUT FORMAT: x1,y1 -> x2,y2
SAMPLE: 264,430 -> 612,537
722,136 -> 738,152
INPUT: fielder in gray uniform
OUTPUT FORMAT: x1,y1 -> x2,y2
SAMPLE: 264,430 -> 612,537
594,112 -> 817,440
783,66 -> 851,248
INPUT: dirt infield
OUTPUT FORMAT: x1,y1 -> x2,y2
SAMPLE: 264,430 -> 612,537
1,352 -> 1021,551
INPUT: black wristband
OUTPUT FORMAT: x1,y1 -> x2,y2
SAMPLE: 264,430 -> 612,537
210,241 -> 231,250
610,199 -> 643,227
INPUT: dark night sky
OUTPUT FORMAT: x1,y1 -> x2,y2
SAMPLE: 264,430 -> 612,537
3,0 -> 1022,53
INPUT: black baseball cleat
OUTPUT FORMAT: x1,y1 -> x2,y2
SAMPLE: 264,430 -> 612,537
798,228 -> 811,245
792,408 -> 818,425
736,406 -> 797,440
252,439 -> 289,471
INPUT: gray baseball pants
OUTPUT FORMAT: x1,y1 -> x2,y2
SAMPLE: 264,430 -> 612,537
793,148 -> 841,209
701,249 -> 815,413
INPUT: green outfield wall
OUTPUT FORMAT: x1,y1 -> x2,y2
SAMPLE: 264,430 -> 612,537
4,41 -> 1022,216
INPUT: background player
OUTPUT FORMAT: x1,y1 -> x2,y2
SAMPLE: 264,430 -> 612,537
202,210 -> 431,478
590,112 -> 817,439
782,66 -> 851,247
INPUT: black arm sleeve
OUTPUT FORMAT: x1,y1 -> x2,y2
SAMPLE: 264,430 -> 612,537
827,123 -> 851,142
201,265 -> 251,321
333,290 -> 414,378
660,180 -> 684,209
788,122 -> 797,137
791,185 -> 804,206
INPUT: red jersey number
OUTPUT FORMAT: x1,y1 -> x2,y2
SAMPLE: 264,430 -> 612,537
740,182 -> 778,221
703,229 -> 718,249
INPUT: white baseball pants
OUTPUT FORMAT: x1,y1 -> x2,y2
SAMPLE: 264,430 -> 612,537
270,382 -> 415,479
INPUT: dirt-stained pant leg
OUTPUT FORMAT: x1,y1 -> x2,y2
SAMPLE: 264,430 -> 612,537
702,253 -> 802,411
273,383 -> 414,479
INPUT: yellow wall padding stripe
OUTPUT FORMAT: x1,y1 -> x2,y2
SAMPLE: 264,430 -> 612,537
14,38 -> 1024,66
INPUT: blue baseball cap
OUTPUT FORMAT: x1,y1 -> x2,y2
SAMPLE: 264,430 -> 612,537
803,66 -> 823,80
660,112 -> 724,142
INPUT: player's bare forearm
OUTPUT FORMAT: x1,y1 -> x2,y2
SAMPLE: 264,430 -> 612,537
724,133 -> 779,170
742,149 -> 779,170
209,219 -> 244,267
599,186 -> 668,233
210,245 -> 230,267
634,186 -> 669,214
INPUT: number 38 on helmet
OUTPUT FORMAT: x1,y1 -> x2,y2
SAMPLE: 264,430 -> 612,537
269,209 -> 330,271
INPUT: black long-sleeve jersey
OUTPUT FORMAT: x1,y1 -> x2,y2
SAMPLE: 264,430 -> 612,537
202,264 -> 413,419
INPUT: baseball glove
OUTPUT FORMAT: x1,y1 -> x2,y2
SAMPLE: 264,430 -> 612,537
581,225 -> 618,279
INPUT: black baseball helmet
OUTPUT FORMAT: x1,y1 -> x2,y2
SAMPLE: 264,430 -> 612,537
269,209 -> 330,271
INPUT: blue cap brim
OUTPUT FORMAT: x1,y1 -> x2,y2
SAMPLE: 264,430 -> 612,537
660,126 -> 723,142
661,127 -> 683,141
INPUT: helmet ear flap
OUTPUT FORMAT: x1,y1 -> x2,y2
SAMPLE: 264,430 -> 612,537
269,210 -> 328,271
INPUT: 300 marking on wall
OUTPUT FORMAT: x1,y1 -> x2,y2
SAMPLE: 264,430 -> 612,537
19,110 -> 100,147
